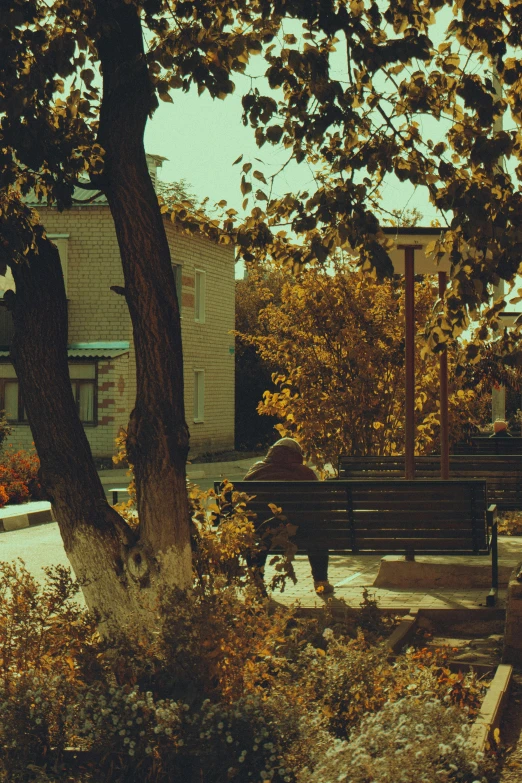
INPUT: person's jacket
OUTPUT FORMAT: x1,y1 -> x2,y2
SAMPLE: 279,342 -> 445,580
243,442 -> 317,482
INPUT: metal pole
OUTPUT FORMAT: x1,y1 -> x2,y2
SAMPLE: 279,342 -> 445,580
438,271 -> 450,479
404,247 -> 415,479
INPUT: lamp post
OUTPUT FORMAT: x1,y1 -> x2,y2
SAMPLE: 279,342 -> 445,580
398,244 -> 423,479
389,228 -> 451,480
439,271 -> 450,479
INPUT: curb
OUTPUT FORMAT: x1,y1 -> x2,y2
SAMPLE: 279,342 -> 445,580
470,663 -> 513,752
386,609 -> 419,653
0,507 -> 55,533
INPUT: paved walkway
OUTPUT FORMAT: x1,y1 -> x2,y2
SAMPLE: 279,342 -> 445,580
98,456 -> 262,495
263,539 -> 522,610
1,455 -> 520,612
1,516 -> 520,612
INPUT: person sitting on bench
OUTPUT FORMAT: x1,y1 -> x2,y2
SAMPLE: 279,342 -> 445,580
243,437 -> 333,595
489,419 -> 513,438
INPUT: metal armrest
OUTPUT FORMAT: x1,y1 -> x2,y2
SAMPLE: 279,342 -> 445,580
487,503 -> 498,524
486,505 -> 499,606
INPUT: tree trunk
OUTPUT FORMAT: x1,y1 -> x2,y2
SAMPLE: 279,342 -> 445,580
94,0 -> 192,589
6,0 -> 193,635
8,235 -> 152,635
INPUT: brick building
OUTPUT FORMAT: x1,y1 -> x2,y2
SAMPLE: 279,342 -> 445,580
0,156 -> 235,458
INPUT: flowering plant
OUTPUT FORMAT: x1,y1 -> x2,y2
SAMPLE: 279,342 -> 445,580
0,446 -> 41,505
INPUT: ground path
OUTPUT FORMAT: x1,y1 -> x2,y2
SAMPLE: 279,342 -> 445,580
2,517 -> 521,611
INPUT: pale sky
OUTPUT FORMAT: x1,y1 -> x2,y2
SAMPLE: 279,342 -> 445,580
144,68 -> 440,231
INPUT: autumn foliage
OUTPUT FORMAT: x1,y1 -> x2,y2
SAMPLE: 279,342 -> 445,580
237,265 -> 491,472
0,447 -> 41,507
0,507 -> 492,783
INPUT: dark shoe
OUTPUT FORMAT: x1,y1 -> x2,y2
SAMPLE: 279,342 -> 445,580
314,580 -> 334,595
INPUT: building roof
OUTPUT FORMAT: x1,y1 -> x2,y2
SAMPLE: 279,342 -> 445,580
24,184 -> 107,208
0,341 -> 130,359
382,226 -> 447,236
68,341 -> 130,358
26,153 -> 167,208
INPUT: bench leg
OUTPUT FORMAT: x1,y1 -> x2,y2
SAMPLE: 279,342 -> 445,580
487,521 -> 499,607
112,490 -> 118,505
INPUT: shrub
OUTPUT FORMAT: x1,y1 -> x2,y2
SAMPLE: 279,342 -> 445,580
498,511 -> 522,536
297,697 -> 493,783
0,411 -> 11,451
0,493 -> 496,783
0,561 -> 95,781
0,447 -> 42,504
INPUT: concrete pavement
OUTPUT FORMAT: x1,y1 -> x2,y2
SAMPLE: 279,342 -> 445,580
2,517 -> 520,612
98,455 -> 263,496
1,454 -> 519,613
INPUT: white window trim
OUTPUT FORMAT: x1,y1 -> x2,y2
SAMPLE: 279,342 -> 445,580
193,369 -> 205,423
194,268 -> 206,324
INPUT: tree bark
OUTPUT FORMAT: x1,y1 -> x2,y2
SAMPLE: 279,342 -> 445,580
8,234 -> 151,634
5,0 -> 193,634
94,0 -> 192,585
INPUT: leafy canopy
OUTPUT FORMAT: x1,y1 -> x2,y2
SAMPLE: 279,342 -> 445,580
237,264 -> 492,471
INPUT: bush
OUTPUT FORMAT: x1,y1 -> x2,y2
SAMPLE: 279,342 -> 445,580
498,511 -> 522,536
0,410 -> 11,451
0,447 -> 42,504
297,697 -> 493,783
0,561 -> 94,781
0,492 -> 497,783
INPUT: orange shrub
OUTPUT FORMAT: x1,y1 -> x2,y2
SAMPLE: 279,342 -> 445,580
0,447 -> 41,504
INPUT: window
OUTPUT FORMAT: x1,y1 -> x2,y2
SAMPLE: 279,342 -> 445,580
172,263 -> 182,312
70,364 -> 96,424
194,370 -> 205,422
194,269 -> 206,323
0,366 -> 25,422
0,362 -> 96,424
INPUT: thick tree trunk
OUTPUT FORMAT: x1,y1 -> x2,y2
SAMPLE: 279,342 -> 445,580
94,0 -> 192,584
6,0 -> 193,634
8,235 -> 154,635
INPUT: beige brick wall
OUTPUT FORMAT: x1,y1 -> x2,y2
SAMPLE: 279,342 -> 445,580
13,205 -> 235,458
166,224 -> 236,456
4,356 -> 128,458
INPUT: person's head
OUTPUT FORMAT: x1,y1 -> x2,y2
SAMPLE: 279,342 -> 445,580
265,437 -> 304,463
493,419 -> 508,434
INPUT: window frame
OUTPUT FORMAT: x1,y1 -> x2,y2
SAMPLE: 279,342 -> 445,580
0,361 -> 98,425
0,372 -> 25,423
69,362 -> 98,426
193,369 -> 205,423
194,268 -> 206,324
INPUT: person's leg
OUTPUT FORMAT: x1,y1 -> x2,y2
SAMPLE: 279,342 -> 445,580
308,549 -> 331,589
246,549 -> 269,593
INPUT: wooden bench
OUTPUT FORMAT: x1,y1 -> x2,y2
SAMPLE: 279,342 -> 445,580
453,437 -> 522,455
215,479 -> 499,606
108,487 -> 130,505
338,455 -> 522,511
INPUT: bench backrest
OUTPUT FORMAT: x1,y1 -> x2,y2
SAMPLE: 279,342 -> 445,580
338,455 -> 522,510
216,479 -> 489,555
453,437 -> 522,455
